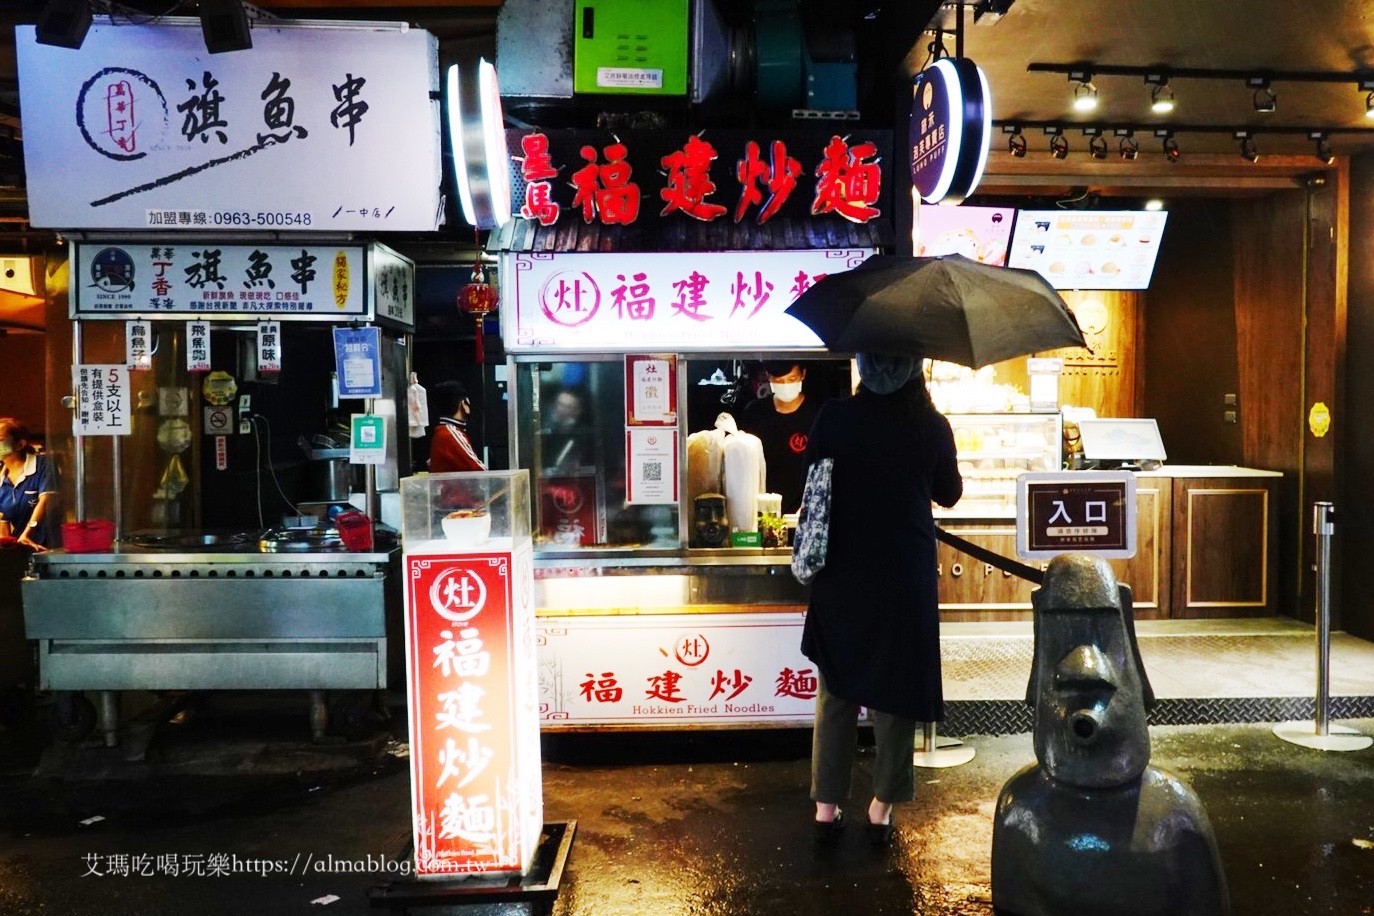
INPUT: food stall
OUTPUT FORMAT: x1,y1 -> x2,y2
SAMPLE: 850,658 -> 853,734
477,118 -> 898,729
13,17 -> 441,744
22,240 -> 415,745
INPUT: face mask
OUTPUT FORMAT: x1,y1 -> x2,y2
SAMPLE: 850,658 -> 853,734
0,442 -> 13,459
770,381 -> 803,402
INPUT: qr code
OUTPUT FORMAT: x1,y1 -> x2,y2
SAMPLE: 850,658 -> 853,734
643,461 -> 662,482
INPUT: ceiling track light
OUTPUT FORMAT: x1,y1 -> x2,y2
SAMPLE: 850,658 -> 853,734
1083,128 -> 1108,159
1118,131 -> 1140,160
1235,131 -> 1259,163
1249,77 -> 1278,114
1004,124 -> 1027,158
1311,131 -> 1335,165
1155,129 -> 1181,163
1145,73 -> 1175,114
1069,69 -> 1098,113
1044,126 -> 1068,159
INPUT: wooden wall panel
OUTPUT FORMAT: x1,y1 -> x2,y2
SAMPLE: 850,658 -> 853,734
1342,155 -> 1374,641
1233,190 -> 1311,621
0,336 -> 46,431
1141,200 -> 1240,465
936,486 -> 1167,621
1045,290 -> 1141,418
1171,480 -> 1277,618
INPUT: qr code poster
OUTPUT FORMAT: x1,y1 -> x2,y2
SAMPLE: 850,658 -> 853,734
626,428 -> 678,505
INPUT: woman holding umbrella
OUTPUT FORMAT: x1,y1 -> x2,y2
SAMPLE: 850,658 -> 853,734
803,353 -> 962,847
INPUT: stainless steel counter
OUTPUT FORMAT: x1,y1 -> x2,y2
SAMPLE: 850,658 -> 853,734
23,547 -> 394,693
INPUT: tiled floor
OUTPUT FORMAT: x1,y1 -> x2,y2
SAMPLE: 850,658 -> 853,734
938,617 -> 1374,735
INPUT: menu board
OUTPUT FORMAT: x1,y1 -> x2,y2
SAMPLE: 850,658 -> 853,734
915,204 -> 1015,265
1007,210 -> 1169,290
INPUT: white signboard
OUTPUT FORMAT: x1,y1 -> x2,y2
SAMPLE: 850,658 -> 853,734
186,320 -> 211,371
625,428 -> 678,505
501,249 -> 875,353
73,242 -> 367,320
125,320 -> 152,370
370,244 -> 415,331
17,21 -> 442,232
256,321 -> 282,374
536,612 -> 818,726
73,364 -> 132,436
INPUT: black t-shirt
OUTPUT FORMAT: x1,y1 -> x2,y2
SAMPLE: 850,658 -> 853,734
739,395 -> 821,514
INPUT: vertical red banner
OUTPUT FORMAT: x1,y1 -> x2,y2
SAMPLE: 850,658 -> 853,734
403,551 -> 536,876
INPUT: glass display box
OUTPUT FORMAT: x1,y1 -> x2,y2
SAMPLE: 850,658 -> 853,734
943,413 -> 1062,518
397,469 -> 541,877
398,469 -> 532,553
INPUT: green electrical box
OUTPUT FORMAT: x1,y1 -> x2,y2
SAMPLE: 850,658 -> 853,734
573,0 -> 690,96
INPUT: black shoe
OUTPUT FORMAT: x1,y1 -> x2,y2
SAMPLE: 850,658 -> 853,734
865,820 -> 893,848
813,809 -> 845,846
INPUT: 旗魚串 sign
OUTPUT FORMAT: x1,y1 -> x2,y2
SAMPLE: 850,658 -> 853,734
16,21 -> 441,232
1016,471 -> 1137,559
72,243 -> 366,320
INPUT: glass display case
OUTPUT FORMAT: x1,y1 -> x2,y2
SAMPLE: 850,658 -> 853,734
398,469 -> 531,554
943,413 -> 1062,518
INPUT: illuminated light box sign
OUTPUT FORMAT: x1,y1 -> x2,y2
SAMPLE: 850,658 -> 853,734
507,128 -> 893,229
1008,210 -> 1169,291
910,57 -> 992,205
915,204 -> 1015,265
69,241 -> 417,326
17,21 -> 442,232
536,612 -> 818,727
500,249 -> 875,353
403,548 -> 543,877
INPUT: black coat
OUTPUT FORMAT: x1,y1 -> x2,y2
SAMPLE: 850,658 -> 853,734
800,383 -> 962,721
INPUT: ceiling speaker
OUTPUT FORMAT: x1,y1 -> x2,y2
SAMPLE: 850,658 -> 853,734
200,0 -> 252,54
35,0 -> 92,49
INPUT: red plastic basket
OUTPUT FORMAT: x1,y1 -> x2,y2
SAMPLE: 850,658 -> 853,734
61,519 -> 115,553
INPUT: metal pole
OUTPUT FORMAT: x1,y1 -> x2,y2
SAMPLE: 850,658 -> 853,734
1273,501 -> 1372,751
112,436 -> 122,544
1313,501 -> 1334,737
912,720 -> 975,768
72,320 -> 85,521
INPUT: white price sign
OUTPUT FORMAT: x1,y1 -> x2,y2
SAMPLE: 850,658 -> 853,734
257,321 -> 282,374
186,320 -> 211,371
126,320 -> 152,370
73,364 -> 132,436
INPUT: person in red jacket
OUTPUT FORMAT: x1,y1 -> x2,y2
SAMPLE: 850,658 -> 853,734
428,381 -> 486,473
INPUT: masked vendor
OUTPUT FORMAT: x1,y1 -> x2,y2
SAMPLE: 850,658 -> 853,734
739,361 -> 820,514
0,418 -> 55,551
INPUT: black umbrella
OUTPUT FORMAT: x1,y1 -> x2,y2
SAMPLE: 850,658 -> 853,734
784,253 -> 1087,368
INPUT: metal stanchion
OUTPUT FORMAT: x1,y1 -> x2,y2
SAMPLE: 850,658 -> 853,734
1274,502 -> 1373,752
912,721 -> 976,768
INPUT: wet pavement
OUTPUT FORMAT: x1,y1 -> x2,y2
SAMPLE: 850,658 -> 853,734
0,704 -> 1372,915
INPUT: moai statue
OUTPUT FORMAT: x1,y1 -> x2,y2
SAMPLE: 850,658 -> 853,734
991,554 -> 1230,916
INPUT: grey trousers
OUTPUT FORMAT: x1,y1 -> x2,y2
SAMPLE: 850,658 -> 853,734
810,673 -> 919,805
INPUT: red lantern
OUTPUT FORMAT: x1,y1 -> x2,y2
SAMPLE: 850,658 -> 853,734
458,261 -> 499,364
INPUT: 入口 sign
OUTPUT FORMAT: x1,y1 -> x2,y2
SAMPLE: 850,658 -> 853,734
1017,471 -> 1136,559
